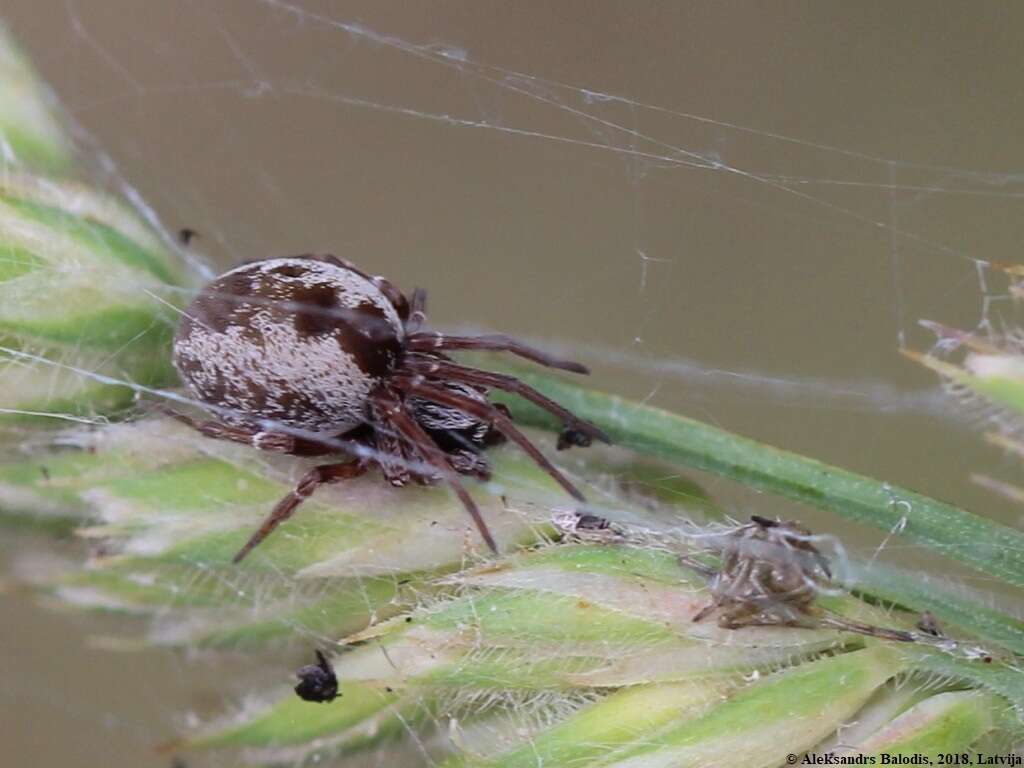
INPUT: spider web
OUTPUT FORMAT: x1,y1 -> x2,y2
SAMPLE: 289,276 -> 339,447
3,2 -> 1024,766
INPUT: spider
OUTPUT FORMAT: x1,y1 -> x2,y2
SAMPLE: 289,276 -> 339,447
692,515 -> 832,630
171,254 -> 608,562
688,516 -> 955,648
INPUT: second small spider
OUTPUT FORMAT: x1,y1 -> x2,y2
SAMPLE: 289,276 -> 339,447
172,254 -> 608,561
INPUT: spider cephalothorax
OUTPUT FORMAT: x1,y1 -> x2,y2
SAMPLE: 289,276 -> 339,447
172,254 -> 608,561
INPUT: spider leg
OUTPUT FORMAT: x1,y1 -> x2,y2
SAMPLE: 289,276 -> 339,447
368,274 -> 410,321
232,460 -> 370,563
161,409 -> 301,453
408,332 -> 589,374
163,409 -> 342,457
818,614 -> 917,643
370,389 -> 498,553
407,288 -> 428,332
406,357 -> 610,446
393,376 -> 586,503
369,417 -> 415,487
691,599 -> 720,623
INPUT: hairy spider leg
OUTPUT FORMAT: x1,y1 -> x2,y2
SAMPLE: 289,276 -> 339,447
370,417 -> 415,486
371,389 -> 498,553
818,614 -> 917,643
161,410 -> 295,451
393,376 -> 586,503
408,333 -> 589,374
406,288 -> 428,332
232,460 -> 370,563
406,356 -> 610,445
691,601 -> 717,624
163,410 -> 346,457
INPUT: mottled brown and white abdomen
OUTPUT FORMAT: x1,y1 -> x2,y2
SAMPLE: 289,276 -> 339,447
173,255 -> 405,434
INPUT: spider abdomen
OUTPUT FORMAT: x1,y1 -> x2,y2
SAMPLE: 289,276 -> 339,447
173,255 -> 404,434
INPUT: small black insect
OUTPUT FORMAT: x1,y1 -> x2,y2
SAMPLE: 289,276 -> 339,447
177,227 -> 199,246
575,513 -> 612,531
553,509 -> 618,539
916,611 -> 944,638
294,650 -> 340,703
172,254 -> 608,561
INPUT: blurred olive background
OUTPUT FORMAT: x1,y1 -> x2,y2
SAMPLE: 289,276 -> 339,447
3,2 -> 1024,766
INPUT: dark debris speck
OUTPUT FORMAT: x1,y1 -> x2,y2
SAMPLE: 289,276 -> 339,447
294,650 -> 340,703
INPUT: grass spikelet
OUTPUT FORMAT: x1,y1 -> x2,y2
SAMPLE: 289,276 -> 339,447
0,21 -> 72,173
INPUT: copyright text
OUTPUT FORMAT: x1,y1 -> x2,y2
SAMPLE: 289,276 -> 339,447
791,755 -> 1021,766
